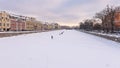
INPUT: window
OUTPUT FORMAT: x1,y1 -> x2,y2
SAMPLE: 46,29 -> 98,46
7,24 -> 9,27
4,23 -> 5,26
2,17 -> 3,19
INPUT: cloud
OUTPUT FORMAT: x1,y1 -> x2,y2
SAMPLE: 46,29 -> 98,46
0,0 -> 119,26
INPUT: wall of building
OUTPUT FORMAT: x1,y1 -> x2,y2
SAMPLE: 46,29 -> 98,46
114,12 -> 120,29
0,11 -> 10,31
0,11 -> 60,32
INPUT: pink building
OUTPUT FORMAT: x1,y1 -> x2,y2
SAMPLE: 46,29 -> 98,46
10,15 -> 26,31
10,19 -> 17,31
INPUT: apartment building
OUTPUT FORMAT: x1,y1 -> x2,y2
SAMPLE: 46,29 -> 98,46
0,11 -> 10,31
25,17 -> 36,31
114,11 -> 120,30
35,21 -> 43,31
10,14 -> 26,31
0,11 -> 58,31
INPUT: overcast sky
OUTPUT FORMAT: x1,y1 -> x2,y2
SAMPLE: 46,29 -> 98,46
0,0 -> 120,26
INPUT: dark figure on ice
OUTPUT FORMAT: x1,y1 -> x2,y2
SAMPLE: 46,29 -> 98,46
51,35 -> 53,39
59,31 -> 64,35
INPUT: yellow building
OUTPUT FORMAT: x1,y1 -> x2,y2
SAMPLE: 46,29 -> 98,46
35,21 -> 43,31
25,17 -> 35,31
25,17 -> 43,31
0,11 -> 10,31
25,21 -> 35,31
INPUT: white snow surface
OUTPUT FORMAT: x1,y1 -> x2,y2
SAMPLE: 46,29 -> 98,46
0,30 -> 120,68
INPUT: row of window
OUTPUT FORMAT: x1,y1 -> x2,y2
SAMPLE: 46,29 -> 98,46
0,17 -> 9,19
0,23 -> 10,27
0,18 -> 10,22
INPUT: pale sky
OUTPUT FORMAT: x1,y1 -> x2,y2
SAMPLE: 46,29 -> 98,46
0,0 -> 120,26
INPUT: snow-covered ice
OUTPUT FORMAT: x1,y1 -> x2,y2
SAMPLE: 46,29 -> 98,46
0,30 -> 120,68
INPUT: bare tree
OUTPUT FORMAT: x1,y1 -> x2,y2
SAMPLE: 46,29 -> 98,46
95,5 -> 116,33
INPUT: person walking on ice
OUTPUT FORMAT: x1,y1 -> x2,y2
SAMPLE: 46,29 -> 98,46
59,31 -> 64,35
51,35 -> 53,39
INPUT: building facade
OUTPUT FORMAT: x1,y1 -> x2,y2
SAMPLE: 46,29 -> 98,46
0,11 -> 59,31
25,17 -> 36,31
0,11 -> 10,31
10,14 -> 26,31
114,11 -> 120,30
35,21 -> 43,31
